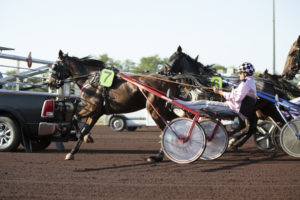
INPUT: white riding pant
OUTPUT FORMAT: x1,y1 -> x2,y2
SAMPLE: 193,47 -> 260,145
175,99 -> 236,115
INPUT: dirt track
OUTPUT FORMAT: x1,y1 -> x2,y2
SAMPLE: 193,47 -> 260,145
0,126 -> 299,200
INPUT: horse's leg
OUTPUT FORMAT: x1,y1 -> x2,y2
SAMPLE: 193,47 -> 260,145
145,100 -> 168,162
229,114 -> 257,150
228,118 -> 248,149
72,114 -> 94,143
234,115 -> 258,149
72,102 -> 100,143
65,111 -> 103,160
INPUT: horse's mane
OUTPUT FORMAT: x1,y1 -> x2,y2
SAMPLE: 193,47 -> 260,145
70,56 -> 106,69
182,52 -> 217,76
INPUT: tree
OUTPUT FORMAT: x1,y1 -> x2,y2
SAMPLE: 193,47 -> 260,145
123,59 -> 136,72
131,55 -> 167,73
212,64 -> 226,71
99,54 -> 122,70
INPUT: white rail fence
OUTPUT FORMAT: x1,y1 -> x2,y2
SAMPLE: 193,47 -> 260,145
0,52 -> 78,97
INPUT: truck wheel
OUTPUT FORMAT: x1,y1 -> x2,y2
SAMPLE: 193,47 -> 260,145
0,116 -> 21,152
126,127 -> 137,131
31,137 -> 51,152
110,117 -> 125,132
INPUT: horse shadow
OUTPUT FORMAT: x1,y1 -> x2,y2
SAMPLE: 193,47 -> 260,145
200,149 -> 298,173
73,161 -> 172,173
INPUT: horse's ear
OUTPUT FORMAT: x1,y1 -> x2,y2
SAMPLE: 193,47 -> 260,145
195,55 -> 199,62
296,35 -> 300,46
59,50 -> 64,58
177,46 -> 182,53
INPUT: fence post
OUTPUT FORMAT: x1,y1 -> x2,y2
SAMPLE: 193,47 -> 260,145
48,64 -> 52,93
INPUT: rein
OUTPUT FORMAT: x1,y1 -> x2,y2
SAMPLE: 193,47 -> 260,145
62,73 -> 96,84
126,72 -> 213,90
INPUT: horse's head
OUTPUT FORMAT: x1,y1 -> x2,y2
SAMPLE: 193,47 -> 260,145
162,46 -> 197,74
164,46 -> 183,72
161,46 -> 216,77
49,50 -> 106,89
48,50 -> 72,89
260,69 -> 280,81
282,35 -> 300,80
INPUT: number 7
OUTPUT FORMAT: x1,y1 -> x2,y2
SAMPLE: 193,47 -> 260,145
103,71 -> 112,83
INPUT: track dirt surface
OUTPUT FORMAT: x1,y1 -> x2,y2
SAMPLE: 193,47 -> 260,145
1,126 -> 299,200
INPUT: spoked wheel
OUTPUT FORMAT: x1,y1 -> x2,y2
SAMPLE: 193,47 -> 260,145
162,118 -> 206,164
280,119 -> 300,157
198,119 -> 228,160
271,124 -> 283,151
0,116 -> 21,152
254,120 -> 276,151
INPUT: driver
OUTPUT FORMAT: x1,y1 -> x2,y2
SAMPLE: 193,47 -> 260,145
168,62 -> 257,121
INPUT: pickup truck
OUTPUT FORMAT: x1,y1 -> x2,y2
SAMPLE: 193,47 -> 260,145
0,89 -> 79,152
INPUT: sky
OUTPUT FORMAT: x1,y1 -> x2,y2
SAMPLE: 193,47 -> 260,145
1,0 -> 300,74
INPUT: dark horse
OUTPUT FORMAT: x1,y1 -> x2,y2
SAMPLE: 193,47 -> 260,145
161,46 -> 300,149
49,50 -> 179,160
282,35 -> 300,80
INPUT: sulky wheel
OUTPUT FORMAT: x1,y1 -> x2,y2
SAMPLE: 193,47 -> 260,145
270,123 -> 283,151
162,118 -> 206,164
198,119 -> 228,160
253,120 -> 276,151
280,119 -> 300,157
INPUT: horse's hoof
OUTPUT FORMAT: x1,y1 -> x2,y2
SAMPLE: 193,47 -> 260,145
147,156 -> 163,163
65,153 -> 74,160
228,137 -> 237,148
83,134 -> 94,143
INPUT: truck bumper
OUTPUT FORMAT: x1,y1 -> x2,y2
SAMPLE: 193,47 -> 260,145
38,122 -> 57,136
38,122 -> 71,136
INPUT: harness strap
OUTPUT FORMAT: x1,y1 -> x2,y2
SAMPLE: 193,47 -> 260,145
102,87 -> 111,114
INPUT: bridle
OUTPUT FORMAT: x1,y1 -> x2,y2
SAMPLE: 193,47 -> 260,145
49,57 -> 103,89
293,47 -> 300,68
50,61 -> 71,89
286,47 -> 300,79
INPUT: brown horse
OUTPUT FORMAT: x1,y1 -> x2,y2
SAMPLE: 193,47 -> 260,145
49,50 -> 179,161
282,35 -> 300,80
259,69 -> 300,98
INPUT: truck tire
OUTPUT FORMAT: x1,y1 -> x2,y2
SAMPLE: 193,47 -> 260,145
0,116 -> 21,152
110,116 -> 126,132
